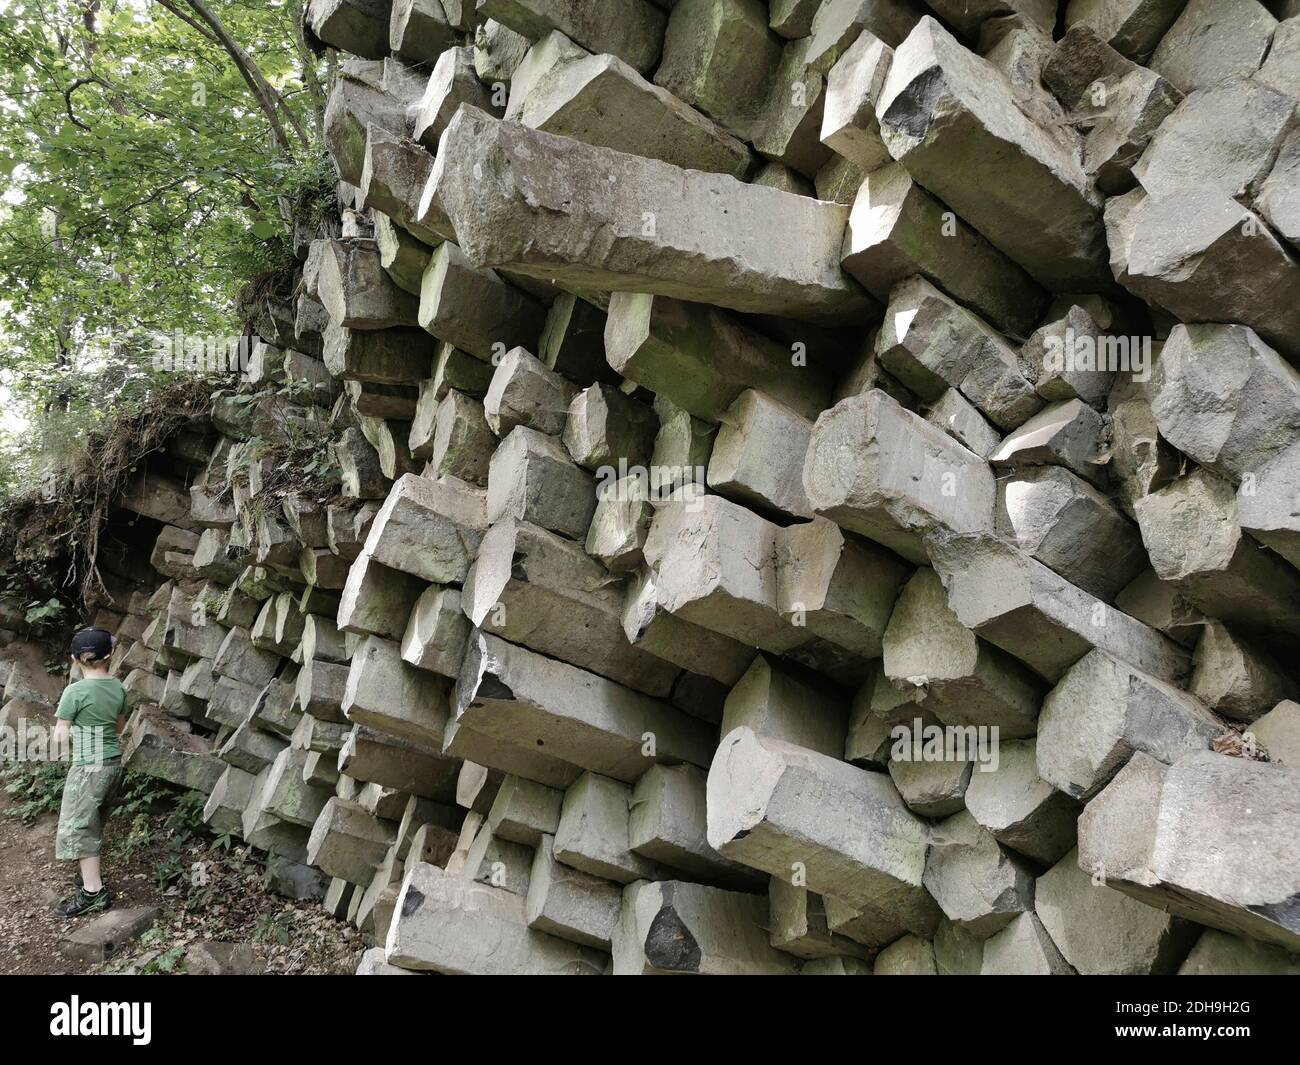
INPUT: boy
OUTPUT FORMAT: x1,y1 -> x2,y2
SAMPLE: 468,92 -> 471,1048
51,626 -> 127,917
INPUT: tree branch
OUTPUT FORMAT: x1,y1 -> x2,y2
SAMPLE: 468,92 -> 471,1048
175,0 -> 311,154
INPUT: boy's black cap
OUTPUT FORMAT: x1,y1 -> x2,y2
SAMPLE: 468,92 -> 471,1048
69,627 -> 115,660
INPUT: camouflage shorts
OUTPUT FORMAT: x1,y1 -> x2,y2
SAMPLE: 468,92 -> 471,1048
55,760 -> 124,860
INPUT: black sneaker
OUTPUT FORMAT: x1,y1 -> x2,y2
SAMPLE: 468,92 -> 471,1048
54,886 -> 111,918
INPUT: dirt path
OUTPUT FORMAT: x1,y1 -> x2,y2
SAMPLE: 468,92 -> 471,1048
0,779 -> 364,975
0,789 -> 98,974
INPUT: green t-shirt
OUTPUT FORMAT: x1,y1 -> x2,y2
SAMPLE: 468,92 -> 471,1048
56,677 -> 127,767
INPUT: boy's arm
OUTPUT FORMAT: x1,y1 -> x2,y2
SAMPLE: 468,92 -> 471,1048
53,688 -> 77,758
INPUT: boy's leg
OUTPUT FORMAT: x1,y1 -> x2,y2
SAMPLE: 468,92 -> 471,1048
80,856 -> 103,894
55,765 -> 93,864
85,763 -> 123,893
54,763 -> 121,914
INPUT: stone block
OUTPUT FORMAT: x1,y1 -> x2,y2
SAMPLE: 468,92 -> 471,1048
1133,76 -> 1294,201
605,293 -> 833,423
401,584 -> 470,679
924,810 -> 1035,938
882,566 -> 1044,738
436,107 -> 874,324
1106,187 -> 1300,362
418,241 -> 546,362
390,0 -> 456,62
979,912 -> 1074,974
1150,0 -> 1275,93
642,493 -> 804,654
613,879 -> 801,975
1149,324 -> 1300,485
387,861 -> 606,973
842,164 -> 1046,338
876,276 -> 1041,430
803,389 -> 996,565
413,46 -> 500,151
363,472 -> 488,585
480,0 -> 667,74
554,771 -> 668,884
525,833 -> 623,949
989,398 -> 1109,489
1251,700 -> 1300,769
621,567 -> 757,687
1037,648 -> 1223,801
308,0 -> 390,59
720,654 -> 849,758
306,797 -> 397,885
1062,0 -> 1188,61
926,530 -> 1192,684
769,877 -> 871,960
1078,751 -> 1300,953
464,518 -> 679,695
487,774 -> 563,846
872,933 -> 937,974
454,631 -> 715,783
1188,622 -> 1295,723
629,763 -> 763,891
1042,24 -> 1182,194
506,31 -> 752,177
586,478 -> 654,572
323,321 -> 433,386
820,30 -> 893,172
1134,468 -> 1300,637
776,517 -> 911,663
483,346 -> 578,438
1178,928 -> 1300,975
708,727 -> 939,934
343,634 -> 451,748
996,466 -> 1147,600
875,17 -> 1107,290
318,238 -> 420,330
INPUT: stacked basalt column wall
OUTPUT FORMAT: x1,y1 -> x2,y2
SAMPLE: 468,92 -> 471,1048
10,0 -> 1298,975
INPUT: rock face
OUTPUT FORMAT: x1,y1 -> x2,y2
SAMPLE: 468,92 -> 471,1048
803,389 -> 996,565
436,107 -> 875,325
1078,751 -> 1300,952
38,0 -> 1300,980
875,18 -> 1108,290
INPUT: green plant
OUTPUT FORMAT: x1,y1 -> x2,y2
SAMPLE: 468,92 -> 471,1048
138,944 -> 186,975
153,850 -> 188,891
252,909 -> 292,947
164,790 -> 208,843
2,760 -> 69,821
116,811 -> 156,864
112,771 -> 175,819
24,597 -> 65,625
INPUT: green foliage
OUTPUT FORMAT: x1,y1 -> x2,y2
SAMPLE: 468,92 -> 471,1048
0,0 -> 327,498
112,768 -> 181,820
164,788 -> 208,841
0,375 -> 214,620
138,944 -> 186,974
24,597 -> 65,625
252,909 -> 292,946
1,759 -> 69,822
116,811 -> 157,863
